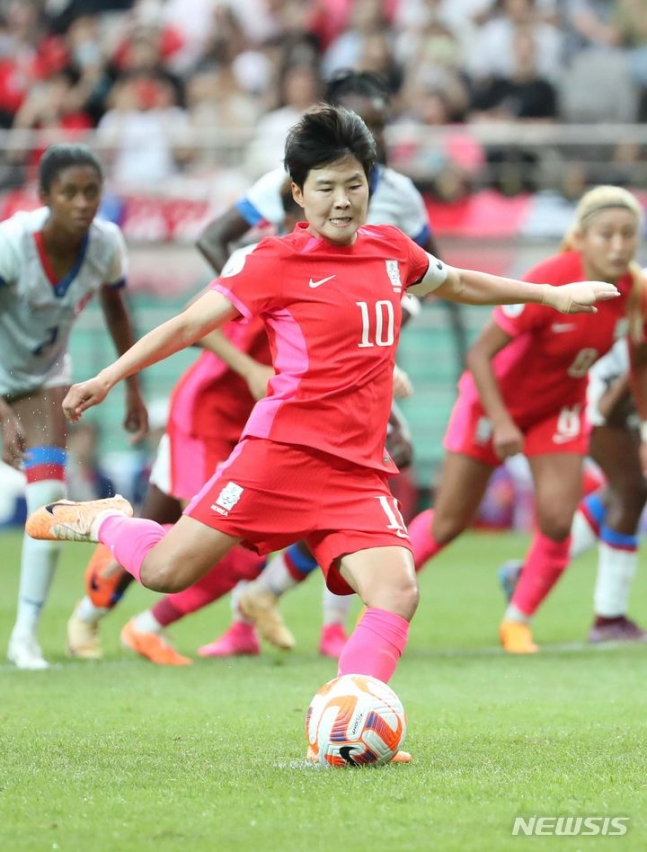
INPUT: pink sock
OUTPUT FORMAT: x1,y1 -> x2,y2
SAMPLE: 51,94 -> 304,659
407,509 -> 445,571
151,548 -> 265,625
99,515 -> 166,584
338,607 -> 410,683
511,531 -> 571,617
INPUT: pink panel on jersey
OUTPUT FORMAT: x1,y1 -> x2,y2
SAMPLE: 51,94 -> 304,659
241,307 -> 309,438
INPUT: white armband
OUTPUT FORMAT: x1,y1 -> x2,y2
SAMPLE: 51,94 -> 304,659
408,253 -> 449,296
640,422 -> 647,442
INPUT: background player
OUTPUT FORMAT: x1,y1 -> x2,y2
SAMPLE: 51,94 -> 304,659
407,185 -> 646,653
1,143 -> 147,670
499,334 -> 647,642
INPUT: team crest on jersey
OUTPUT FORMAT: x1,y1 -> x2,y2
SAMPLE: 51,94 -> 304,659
502,304 -> 524,318
385,260 -> 402,292
211,481 -> 243,516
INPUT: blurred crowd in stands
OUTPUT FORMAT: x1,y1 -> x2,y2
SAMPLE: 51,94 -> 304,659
1,0 -> 647,201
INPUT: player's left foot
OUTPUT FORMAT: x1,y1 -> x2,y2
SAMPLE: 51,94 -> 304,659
588,615 -> 647,643
120,619 -> 192,666
318,624 -> 348,658
499,619 -> 538,654
497,560 -> 523,602
197,622 -> 260,657
67,605 -> 102,659
85,544 -> 128,608
305,746 -> 412,764
25,495 -> 133,542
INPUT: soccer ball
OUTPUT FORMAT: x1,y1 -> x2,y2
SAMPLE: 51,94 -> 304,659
305,674 -> 406,767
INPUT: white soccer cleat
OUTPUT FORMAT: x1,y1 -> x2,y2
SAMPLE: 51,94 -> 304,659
8,636 -> 50,670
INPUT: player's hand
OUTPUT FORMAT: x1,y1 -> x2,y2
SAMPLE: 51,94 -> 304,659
393,364 -> 414,399
542,281 -> 620,314
123,386 -> 149,444
0,409 -> 25,469
493,419 -> 523,461
386,422 -> 413,469
245,363 -> 275,401
62,377 -> 111,422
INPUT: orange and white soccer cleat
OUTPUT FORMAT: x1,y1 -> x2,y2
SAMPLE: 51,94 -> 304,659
120,619 -> 192,666
499,620 -> 539,654
25,495 -> 133,542
84,543 -> 128,609
238,586 -> 296,651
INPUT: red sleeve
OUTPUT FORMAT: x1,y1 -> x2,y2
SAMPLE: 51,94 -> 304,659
211,239 -> 282,319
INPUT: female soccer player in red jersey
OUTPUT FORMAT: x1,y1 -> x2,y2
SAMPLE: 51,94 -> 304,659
407,185 -> 647,653
26,107 -> 615,760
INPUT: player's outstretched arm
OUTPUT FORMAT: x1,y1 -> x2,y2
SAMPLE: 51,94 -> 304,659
411,261 -> 620,313
63,291 -> 238,422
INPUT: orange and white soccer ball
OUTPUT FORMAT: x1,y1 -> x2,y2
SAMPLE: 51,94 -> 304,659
305,674 -> 407,767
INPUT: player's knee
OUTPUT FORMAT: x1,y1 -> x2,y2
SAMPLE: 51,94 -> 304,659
388,574 -> 419,620
431,513 -> 464,546
537,511 -> 571,542
139,556 -> 187,593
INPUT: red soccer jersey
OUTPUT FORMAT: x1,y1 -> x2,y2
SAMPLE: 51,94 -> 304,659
458,250 -> 637,424
168,315 -> 271,443
211,222 -> 430,472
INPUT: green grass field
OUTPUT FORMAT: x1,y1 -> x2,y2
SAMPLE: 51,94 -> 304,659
1,529 -> 646,852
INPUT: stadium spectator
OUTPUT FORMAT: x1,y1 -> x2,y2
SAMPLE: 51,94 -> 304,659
3,143 -> 147,670
407,185 -> 646,654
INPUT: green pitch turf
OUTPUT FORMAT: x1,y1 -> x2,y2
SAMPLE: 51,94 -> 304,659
1,529 -> 646,852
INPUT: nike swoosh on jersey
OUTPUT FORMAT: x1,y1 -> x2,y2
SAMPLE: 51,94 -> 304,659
551,323 -> 577,333
308,275 -> 336,288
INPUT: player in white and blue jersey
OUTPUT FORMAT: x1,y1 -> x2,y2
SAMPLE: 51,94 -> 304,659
0,143 -> 148,669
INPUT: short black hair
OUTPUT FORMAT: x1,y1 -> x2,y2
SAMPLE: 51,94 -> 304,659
284,105 -> 377,189
39,144 -> 103,193
323,68 -> 390,107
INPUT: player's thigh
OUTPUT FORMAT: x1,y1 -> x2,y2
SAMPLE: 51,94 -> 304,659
140,514 -> 242,591
10,386 -> 68,447
528,452 -> 583,538
338,545 -> 418,617
433,452 -> 495,535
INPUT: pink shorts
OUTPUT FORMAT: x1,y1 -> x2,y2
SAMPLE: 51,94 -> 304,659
185,437 -> 412,595
444,393 -> 588,466
148,424 -> 236,502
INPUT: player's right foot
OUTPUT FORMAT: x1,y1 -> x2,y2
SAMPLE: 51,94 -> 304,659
7,636 -> 49,670
25,495 -> 133,542
305,746 -> 412,764
120,619 -> 192,666
85,543 -> 128,608
497,560 -> 523,603
499,619 -> 538,654
197,622 -> 260,657
238,586 -> 296,650
67,606 -> 102,659
588,615 -> 647,644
